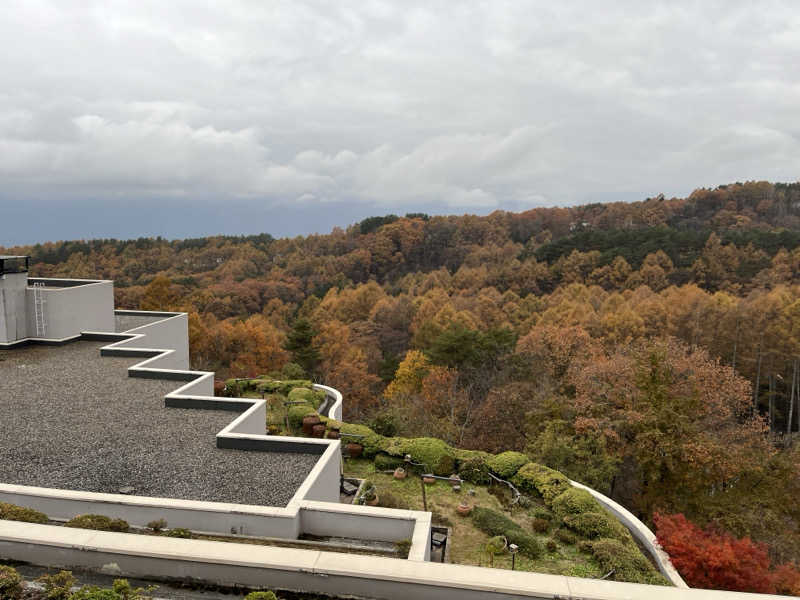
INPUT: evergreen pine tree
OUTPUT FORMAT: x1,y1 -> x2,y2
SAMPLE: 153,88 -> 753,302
284,318 -> 320,375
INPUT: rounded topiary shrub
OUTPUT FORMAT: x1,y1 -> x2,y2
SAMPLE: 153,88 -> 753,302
551,488 -> 599,519
580,538 -> 666,584
554,528 -> 578,545
65,514 -> 129,532
511,463 -> 571,504
563,511 -> 630,542
487,451 -> 529,479
287,387 -> 325,409
531,517 -> 550,533
402,437 -> 456,476
0,565 -> 24,600
340,423 -> 385,458
458,454 -> 491,485
374,453 -> 404,471
505,529 -> 543,559
287,404 -> 316,430
0,501 -> 48,524
471,507 -> 520,537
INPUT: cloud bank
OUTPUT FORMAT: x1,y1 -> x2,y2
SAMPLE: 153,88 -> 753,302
1,1 -> 799,241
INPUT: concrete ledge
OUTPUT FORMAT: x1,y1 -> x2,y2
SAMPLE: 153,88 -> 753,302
1,521 -> 789,600
570,480 -> 688,588
313,384 -> 343,421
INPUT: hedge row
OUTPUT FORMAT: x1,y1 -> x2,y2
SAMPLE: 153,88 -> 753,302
471,507 -> 542,558
223,378 -> 313,397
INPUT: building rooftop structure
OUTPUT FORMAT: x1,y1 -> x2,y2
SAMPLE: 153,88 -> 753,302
0,269 -> 787,599
0,339 -> 317,507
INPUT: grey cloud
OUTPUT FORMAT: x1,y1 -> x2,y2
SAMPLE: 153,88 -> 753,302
1,1 -> 799,242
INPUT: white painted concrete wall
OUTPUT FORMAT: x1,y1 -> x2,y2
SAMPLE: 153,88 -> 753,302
107,312 -> 189,370
0,484 -> 300,539
0,521 -> 791,600
0,272 -> 28,342
570,480 -> 688,588
27,280 -> 114,341
313,384 -> 343,421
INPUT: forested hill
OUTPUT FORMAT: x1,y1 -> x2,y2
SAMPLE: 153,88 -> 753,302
5,180 -> 800,578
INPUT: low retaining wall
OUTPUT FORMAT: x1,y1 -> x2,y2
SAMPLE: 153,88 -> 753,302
569,480 -> 688,588
0,521 -> 788,600
313,384 -> 343,421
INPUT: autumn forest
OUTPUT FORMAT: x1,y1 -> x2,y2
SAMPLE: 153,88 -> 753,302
7,180 -> 800,591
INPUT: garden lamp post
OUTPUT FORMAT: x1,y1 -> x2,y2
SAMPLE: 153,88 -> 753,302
509,543 -> 519,571
404,454 -> 428,512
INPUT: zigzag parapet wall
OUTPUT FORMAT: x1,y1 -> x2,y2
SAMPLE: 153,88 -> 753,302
0,309 -> 430,557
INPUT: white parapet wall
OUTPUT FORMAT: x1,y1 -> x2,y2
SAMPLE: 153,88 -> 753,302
313,383 -> 343,421
0,520 -> 791,600
570,480 -> 688,588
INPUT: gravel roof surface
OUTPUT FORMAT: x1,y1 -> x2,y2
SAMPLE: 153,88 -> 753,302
115,314 -> 171,333
0,341 -> 319,507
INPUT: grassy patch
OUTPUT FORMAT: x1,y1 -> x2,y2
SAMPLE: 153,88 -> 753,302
344,458 -> 605,577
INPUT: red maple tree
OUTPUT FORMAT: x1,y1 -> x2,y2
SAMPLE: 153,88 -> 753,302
654,512 -> 800,595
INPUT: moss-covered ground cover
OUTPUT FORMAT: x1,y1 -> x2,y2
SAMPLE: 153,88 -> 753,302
344,458 -> 663,581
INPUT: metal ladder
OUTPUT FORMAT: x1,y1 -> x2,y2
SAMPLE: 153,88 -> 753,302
33,282 -> 46,337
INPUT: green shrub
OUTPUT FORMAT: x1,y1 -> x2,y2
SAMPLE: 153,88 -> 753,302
377,492 -> 409,510
551,488 -> 598,519
374,453 -> 404,471
379,436 -> 409,458
340,423 -> 385,458
69,578 -> 155,600
287,387 -> 325,408
65,514 -> 129,532
244,592 -> 278,600
531,517 -> 550,533
0,565 -> 24,600
580,538 -> 667,585
0,501 -> 48,523
471,507 -> 520,537
281,362 -> 306,379
486,535 -> 508,555
287,403 -> 316,430
147,518 -> 167,532
402,437 -> 456,476
487,451 -> 529,479
395,538 -> 412,556
530,508 -> 552,521
563,511 -> 630,541
554,528 -> 577,545
505,529 -> 543,559
37,570 -> 76,600
511,463 -> 571,504
369,413 -> 397,437
458,454 -> 491,485
165,527 -> 192,538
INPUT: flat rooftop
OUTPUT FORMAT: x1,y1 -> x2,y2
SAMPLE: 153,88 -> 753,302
0,340 -> 319,507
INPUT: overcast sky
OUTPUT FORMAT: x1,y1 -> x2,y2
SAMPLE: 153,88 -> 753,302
1,1 -> 799,245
